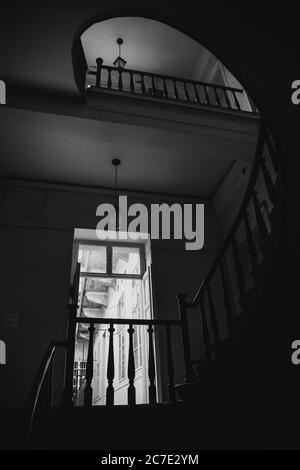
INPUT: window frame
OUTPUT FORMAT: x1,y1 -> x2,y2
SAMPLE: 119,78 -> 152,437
75,239 -> 145,280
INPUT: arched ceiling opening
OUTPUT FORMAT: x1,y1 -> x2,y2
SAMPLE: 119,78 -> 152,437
80,17 -> 243,88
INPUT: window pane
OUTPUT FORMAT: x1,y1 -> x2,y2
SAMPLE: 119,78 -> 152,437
112,246 -> 141,275
78,277 -> 117,318
78,245 -> 107,273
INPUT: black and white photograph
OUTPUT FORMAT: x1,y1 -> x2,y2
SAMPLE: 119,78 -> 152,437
0,0 -> 299,455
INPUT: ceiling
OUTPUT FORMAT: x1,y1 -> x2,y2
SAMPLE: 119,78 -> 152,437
81,17 -> 206,80
0,11 -> 256,199
0,105 -> 256,199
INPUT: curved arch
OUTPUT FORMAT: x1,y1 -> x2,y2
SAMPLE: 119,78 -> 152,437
71,9 -> 255,109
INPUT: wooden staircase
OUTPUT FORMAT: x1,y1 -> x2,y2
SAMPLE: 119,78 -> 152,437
177,120 -> 284,387
19,120 -> 285,450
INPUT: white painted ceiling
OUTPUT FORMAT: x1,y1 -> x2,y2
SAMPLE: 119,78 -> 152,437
81,17 -> 205,80
0,105 -> 256,199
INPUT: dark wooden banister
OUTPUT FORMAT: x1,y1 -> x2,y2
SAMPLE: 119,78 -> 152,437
88,63 -> 244,95
75,318 -> 182,326
27,340 -> 67,435
175,118 -> 283,385
87,60 -> 257,113
191,120 -> 267,307
74,317 -> 183,406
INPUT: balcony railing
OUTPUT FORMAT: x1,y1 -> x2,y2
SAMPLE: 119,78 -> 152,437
71,317 -> 184,407
86,58 -> 257,113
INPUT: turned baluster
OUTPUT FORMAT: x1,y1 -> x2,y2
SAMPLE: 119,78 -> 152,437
147,324 -> 157,404
194,84 -> 201,103
118,69 -> 123,91
107,68 -> 112,89
206,284 -> 220,344
224,89 -> 232,109
244,210 -> 258,272
232,90 -> 241,110
173,80 -> 179,100
106,323 -> 115,407
163,79 -> 169,99
140,73 -> 146,94
203,85 -> 210,105
260,158 -> 276,206
130,72 -> 134,93
183,81 -> 189,102
252,189 -> 268,240
199,294 -> 213,362
232,235 -> 245,296
265,132 -> 279,174
84,322 -> 95,407
96,58 -> 103,88
165,325 -> 176,403
177,294 -> 194,383
151,76 -> 156,96
214,87 -> 221,107
218,259 -> 233,322
127,324 -> 136,406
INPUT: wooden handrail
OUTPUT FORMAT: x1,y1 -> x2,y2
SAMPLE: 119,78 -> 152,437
87,64 -> 244,94
176,118 -> 283,383
75,317 -> 182,326
86,60 -> 258,113
192,119 -> 267,307
27,340 -> 67,436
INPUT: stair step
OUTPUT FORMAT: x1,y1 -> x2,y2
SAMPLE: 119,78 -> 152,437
31,403 -> 217,450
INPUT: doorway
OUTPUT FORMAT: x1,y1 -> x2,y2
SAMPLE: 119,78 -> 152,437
70,230 -> 154,406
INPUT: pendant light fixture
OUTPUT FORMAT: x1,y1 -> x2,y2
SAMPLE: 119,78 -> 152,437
113,38 -> 127,70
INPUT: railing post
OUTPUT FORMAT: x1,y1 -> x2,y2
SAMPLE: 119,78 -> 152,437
140,73 -> 146,95
232,90 -> 241,110
147,324 -> 157,404
173,80 -> 179,100
214,87 -> 221,107
84,322 -> 95,407
224,89 -> 232,109
218,258 -> 233,322
260,157 -> 276,206
63,302 -> 78,407
206,285 -> 220,344
199,294 -> 214,363
106,323 -> 115,407
127,324 -> 136,406
177,294 -> 195,383
118,69 -> 123,91
232,235 -> 246,296
96,57 -> 103,88
165,326 -> 176,403
194,84 -> 201,104
183,81 -> 189,102
130,72 -> 134,93
252,189 -> 268,240
244,210 -> 258,272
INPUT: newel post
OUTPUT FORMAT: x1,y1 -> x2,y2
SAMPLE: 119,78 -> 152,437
177,294 -> 195,383
63,301 -> 78,407
96,57 -> 103,87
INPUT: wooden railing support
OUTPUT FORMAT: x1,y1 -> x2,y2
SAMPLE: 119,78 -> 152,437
177,294 -> 195,383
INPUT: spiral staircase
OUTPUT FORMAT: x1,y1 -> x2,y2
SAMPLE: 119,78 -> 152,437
8,118 -> 284,450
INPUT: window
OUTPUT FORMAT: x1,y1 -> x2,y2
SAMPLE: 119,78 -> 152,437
77,242 -> 143,277
133,304 -> 142,369
112,246 -> 141,275
116,292 -> 125,332
79,245 -> 107,274
118,329 -> 126,380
